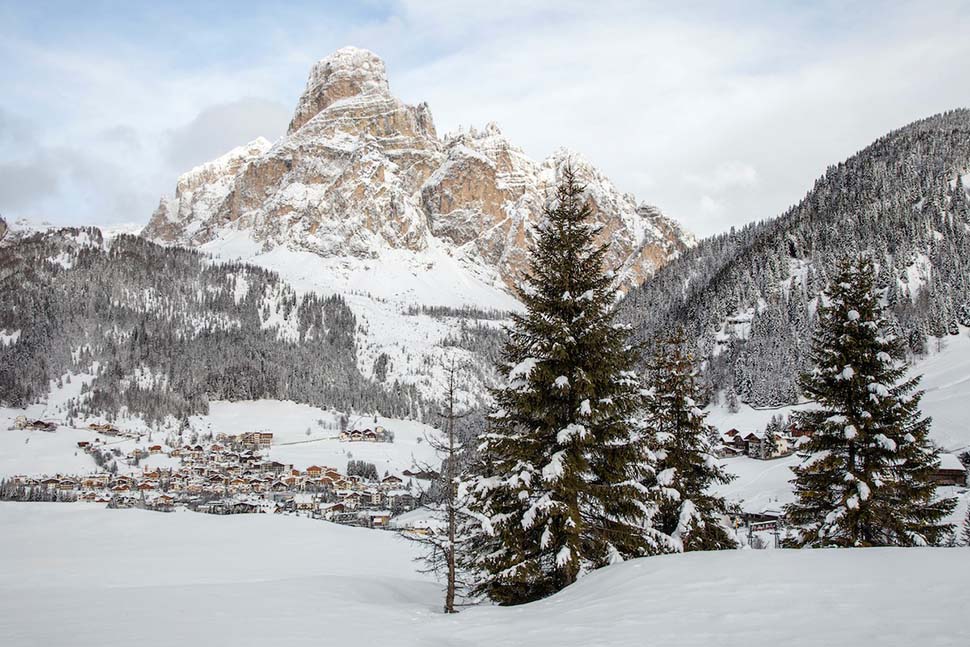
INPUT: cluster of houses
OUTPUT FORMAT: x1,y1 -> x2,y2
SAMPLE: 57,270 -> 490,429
5,429 -> 424,530
339,426 -> 392,443
719,427 -> 801,459
10,416 -> 58,432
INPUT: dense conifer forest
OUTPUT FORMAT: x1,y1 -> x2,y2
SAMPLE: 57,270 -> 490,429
0,229 -> 424,423
620,109 -> 970,407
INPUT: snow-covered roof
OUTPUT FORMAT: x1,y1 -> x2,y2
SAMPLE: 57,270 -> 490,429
937,453 -> 966,471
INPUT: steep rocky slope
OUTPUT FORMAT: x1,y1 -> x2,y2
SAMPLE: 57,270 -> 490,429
143,47 -> 691,293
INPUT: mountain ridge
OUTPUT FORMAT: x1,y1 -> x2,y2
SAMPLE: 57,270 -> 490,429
142,46 -> 692,294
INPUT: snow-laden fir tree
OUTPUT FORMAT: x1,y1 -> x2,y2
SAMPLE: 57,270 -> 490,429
642,327 -> 738,551
960,507 -> 970,547
784,256 -> 955,547
460,166 -> 664,605
762,414 -> 783,459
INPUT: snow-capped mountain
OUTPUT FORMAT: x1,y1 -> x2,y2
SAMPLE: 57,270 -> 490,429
143,47 -> 692,293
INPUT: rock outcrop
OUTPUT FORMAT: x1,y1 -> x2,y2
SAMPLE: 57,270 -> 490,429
144,46 -> 692,291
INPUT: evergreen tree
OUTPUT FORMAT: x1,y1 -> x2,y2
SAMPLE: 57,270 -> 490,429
642,328 -> 738,551
725,386 -> 740,414
462,167 -> 663,605
959,507 -> 970,547
762,415 -> 782,459
784,256 -> 955,547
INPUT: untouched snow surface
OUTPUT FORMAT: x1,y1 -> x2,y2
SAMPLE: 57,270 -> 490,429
1,503 -> 968,647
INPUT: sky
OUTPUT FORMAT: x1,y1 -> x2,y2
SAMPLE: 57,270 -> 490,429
1,0 -> 969,238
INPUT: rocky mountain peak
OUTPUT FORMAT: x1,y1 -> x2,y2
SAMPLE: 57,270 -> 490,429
144,47 -> 693,294
288,47 -> 391,134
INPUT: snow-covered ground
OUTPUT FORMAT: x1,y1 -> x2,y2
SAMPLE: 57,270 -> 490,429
189,399 -> 439,474
0,398 -> 440,480
706,330 -> 970,524
707,328 -> 970,452
1,503 -> 967,647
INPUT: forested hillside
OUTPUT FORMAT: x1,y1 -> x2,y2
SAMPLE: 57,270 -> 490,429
0,229 -> 424,423
620,109 -> 970,407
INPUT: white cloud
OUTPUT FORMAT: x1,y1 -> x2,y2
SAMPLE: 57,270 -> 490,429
685,162 -> 759,192
2,1 -> 969,236
164,98 -> 290,171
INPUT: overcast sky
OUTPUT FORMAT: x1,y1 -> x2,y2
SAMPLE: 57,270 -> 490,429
2,1 -> 969,238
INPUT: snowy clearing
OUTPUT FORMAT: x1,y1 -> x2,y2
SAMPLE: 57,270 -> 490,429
0,504 -> 967,647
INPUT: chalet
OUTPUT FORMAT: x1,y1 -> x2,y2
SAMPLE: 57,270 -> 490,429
744,433 -> 763,458
20,419 -> 58,432
81,475 -> 108,488
931,454 -> 967,487
381,475 -> 404,486
364,510 -> 392,528
293,493 -> 318,511
148,445 -> 163,454
153,494 -> 175,510
306,465 -> 323,477
262,461 -> 286,475
402,469 -> 438,481
742,506 -> 783,529
57,479 -> 77,492
77,441 -> 91,449
386,491 -> 415,510
321,502 -> 346,518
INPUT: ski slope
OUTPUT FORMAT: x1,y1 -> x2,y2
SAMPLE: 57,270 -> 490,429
0,503 -> 967,647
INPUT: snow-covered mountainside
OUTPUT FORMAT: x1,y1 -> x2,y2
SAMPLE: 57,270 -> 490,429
621,110 -> 970,408
2,503 -> 968,647
139,47 -> 691,403
143,47 -> 692,294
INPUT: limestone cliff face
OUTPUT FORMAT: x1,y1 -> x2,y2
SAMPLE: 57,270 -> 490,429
144,46 -> 692,291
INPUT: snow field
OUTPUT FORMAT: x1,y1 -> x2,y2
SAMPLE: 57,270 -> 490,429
0,503 -> 967,647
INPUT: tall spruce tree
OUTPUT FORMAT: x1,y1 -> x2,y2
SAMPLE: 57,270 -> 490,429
784,256 -> 955,547
461,167 -> 663,605
643,328 -> 738,551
